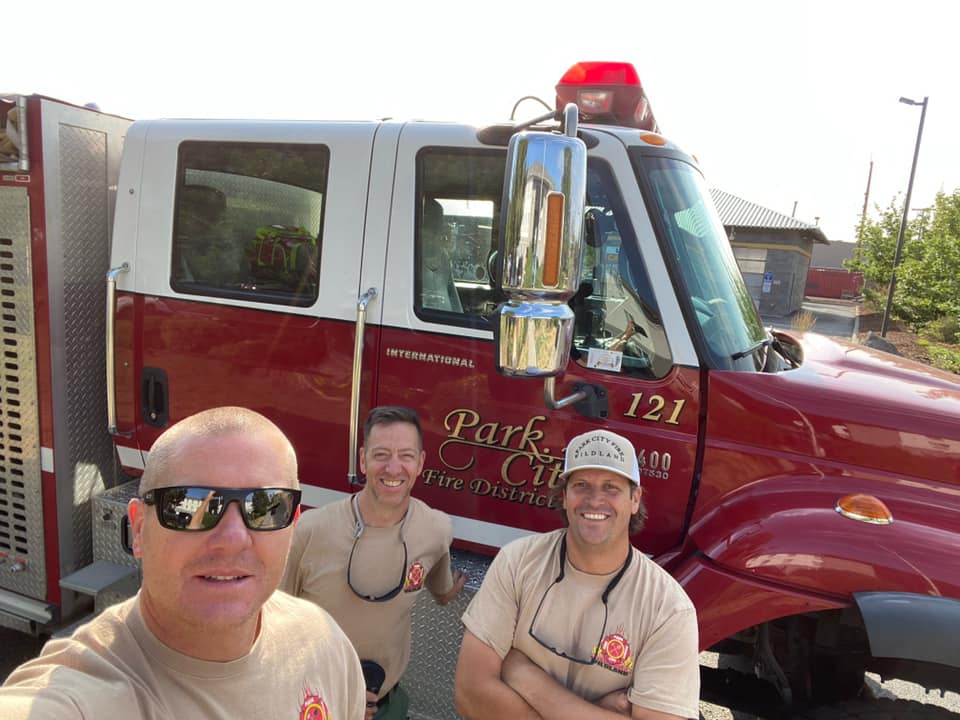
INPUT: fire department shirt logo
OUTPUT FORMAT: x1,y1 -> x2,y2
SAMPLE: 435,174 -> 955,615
298,688 -> 329,720
404,561 -> 425,592
595,630 -> 634,675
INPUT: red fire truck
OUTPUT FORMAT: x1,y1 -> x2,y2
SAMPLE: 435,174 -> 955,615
1,63 -> 959,718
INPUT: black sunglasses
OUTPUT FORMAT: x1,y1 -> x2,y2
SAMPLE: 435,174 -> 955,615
346,493 -> 410,602
528,532 -> 632,664
142,486 -> 301,532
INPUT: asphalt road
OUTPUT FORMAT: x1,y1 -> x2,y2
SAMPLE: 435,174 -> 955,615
762,297 -> 860,339
1,627 -> 46,682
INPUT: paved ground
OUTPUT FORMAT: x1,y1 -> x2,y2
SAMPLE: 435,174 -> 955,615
1,627 -> 45,681
698,654 -> 960,719
762,297 -> 860,339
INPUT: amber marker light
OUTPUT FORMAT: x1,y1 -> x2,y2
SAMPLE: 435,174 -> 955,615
835,494 -> 894,525
543,192 -> 564,287
639,133 -> 667,146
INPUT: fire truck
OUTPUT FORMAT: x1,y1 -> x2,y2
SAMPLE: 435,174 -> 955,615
1,63 -> 959,718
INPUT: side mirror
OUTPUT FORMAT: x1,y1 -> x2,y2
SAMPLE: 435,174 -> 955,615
495,104 -> 587,378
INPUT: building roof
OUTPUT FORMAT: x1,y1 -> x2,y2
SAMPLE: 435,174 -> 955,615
710,188 -> 829,244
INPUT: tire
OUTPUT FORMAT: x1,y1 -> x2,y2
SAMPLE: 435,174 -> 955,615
808,656 -> 867,705
790,698 -> 960,719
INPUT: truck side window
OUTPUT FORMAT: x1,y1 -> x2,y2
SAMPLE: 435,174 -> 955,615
413,150 -> 671,378
570,164 -> 673,379
415,149 -> 505,325
171,141 -> 328,307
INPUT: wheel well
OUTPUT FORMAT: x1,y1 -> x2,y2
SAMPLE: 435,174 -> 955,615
708,608 -> 960,707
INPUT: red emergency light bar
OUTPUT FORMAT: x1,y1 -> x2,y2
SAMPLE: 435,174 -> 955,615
555,61 -> 659,132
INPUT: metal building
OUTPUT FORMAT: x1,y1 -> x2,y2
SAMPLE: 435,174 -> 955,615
710,189 -> 829,316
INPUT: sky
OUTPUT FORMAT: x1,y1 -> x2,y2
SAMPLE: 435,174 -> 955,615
10,0 -> 958,242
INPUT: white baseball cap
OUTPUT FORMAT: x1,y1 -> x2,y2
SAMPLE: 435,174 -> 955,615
558,430 -> 640,486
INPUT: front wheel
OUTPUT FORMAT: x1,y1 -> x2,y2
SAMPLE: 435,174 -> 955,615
789,699 -> 960,719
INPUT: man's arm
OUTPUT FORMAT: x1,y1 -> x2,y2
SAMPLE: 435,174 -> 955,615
1,658 -> 131,720
0,689 -> 84,720
425,515 -> 464,606
453,631 -> 542,720
501,649 -> 687,720
432,568 -> 467,606
624,604 -> 700,719
631,702 -> 686,719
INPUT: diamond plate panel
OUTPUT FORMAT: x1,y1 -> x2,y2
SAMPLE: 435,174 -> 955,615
91,479 -> 139,568
406,549 -> 492,720
91,479 -> 141,612
0,185 -> 47,599
57,124 -> 116,568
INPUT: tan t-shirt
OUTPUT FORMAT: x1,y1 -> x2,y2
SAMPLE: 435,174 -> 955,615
0,591 -> 365,720
281,495 -> 454,698
462,529 -> 700,719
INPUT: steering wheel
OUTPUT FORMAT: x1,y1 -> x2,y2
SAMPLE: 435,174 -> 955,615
691,296 -> 715,318
691,296 -> 731,351
487,250 -> 499,286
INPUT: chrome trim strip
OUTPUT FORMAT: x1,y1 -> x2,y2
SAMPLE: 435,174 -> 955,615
16,95 -> 28,172
105,263 -> 129,434
834,505 -> 894,525
347,288 -> 377,486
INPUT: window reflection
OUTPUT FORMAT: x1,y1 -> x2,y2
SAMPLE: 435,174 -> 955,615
171,142 -> 328,307
570,165 -> 672,378
416,150 -> 504,322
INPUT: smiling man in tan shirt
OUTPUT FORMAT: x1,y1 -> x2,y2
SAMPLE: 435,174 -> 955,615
0,407 -> 365,720
455,429 -> 700,720
283,405 -> 466,720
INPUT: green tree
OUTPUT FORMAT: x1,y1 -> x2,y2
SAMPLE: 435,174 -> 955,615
848,197 -> 914,307
846,192 -> 960,330
895,190 -> 960,328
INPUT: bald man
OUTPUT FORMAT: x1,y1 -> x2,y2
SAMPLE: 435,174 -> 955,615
0,407 -> 365,719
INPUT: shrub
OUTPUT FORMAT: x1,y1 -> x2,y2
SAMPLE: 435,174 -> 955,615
927,345 -> 960,374
920,315 -> 960,344
792,310 -> 817,331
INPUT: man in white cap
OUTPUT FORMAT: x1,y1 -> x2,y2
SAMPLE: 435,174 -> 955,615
453,429 -> 700,720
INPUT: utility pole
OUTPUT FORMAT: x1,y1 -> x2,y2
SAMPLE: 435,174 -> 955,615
881,96 -> 928,337
857,158 -> 873,249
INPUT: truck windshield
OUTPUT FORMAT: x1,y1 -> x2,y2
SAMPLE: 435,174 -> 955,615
630,151 -> 767,370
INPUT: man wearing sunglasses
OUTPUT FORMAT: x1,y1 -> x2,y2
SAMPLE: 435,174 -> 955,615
0,407 -> 365,719
454,429 -> 700,720
282,405 -> 466,720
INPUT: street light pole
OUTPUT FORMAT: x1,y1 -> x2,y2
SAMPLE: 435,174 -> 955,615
880,95 -> 928,337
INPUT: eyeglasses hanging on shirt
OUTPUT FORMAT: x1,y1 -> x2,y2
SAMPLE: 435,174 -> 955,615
528,532 -> 632,664
346,493 -> 411,603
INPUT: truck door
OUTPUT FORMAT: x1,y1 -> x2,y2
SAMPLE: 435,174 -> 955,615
372,124 -> 701,557
112,121 -> 380,493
